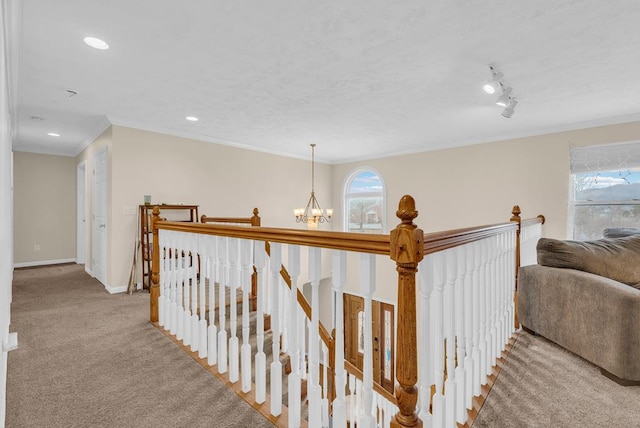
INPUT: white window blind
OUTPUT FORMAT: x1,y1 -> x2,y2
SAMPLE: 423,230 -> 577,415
570,141 -> 640,173
569,141 -> 640,240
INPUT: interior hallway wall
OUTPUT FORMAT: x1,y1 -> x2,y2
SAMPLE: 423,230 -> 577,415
108,125 -> 332,292
12,152 -> 76,265
331,120 -> 640,302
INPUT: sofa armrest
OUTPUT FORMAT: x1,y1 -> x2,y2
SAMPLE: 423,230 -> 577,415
519,264 -> 640,381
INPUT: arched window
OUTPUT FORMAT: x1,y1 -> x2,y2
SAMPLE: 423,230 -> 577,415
344,169 -> 385,233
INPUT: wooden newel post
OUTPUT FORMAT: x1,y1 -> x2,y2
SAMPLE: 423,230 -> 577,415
510,205 -> 522,285
251,207 -> 261,227
390,195 -> 424,428
510,205 -> 522,329
150,206 -> 161,323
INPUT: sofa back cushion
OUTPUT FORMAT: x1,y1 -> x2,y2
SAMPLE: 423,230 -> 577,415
537,235 -> 640,288
603,227 -> 640,238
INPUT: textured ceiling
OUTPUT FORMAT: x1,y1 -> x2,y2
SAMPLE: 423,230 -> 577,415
14,0 -> 640,163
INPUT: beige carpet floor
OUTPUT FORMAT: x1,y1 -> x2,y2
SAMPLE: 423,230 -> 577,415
7,263 -> 275,428
473,330 -> 640,427
9,263 -> 639,428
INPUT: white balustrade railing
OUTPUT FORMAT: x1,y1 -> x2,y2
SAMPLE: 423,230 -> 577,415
418,228 -> 517,428
520,220 -> 543,267
150,202 -> 544,428
344,372 -> 399,428
156,228 -> 398,428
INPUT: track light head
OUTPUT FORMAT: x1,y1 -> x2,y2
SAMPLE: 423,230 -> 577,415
502,98 -> 518,118
483,65 -> 503,94
496,86 -> 513,107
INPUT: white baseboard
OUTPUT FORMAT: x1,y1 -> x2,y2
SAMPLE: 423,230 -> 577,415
105,285 -> 128,294
13,260 -> 129,294
13,258 -> 77,269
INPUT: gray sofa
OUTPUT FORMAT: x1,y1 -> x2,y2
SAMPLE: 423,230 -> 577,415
518,228 -> 640,384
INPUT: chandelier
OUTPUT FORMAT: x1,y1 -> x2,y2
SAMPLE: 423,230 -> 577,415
294,144 -> 333,229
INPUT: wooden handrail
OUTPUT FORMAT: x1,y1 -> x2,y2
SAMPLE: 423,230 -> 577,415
201,207 -> 261,226
423,222 -> 518,254
522,214 -> 545,227
155,221 -> 392,255
344,360 -> 397,405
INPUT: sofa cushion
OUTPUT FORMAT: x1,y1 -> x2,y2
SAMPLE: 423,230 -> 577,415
603,227 -> 640,238
537,235 -> 640,288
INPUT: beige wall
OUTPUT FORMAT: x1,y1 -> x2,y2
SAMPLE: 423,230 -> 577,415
13,152 -> 76,264
107,125 -> 332,291
331,120 -> 640,301
18,119 -> 635,301
333,121 -> 640,237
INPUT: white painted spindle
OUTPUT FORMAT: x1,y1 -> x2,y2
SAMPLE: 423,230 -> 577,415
217,237 -> 228,374
269,242 -> 282,417
453,246 -> 467,424
332,250 -> 347,428
240,238 -> 253,393
359,253 -> 376,428
228,238 -> 240,383
158,232 -> 166,327
431,250 -> 445,428
418,255 -> 434,425
443,248 -> 457,428
198,236 -> 207,359
288,245 -> 302,427
307,246 -> 322,427
207,236 -> 218,366
254,241 -> 267,404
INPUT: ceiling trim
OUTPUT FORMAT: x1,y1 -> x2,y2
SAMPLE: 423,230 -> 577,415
107,117 -> 326,163
331,113 -> 640,165
72,116 -> 112,157
109,112 -> 640,165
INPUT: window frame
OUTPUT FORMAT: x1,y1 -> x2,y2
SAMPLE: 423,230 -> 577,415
343,167 -> 386,233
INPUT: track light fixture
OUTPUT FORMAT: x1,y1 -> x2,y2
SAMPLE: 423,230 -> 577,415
484,64 -> 518,118
483,65 -> 503,94
502,98 -> 518,118
496,85 -> 512,107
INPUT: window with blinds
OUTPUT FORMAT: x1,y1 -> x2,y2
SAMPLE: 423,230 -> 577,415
570,142 -> 640,240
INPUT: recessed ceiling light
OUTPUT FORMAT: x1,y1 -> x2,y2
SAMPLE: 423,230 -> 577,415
83,37 -> 109,50
185,116 -> 199,122
47,132 -> 60,137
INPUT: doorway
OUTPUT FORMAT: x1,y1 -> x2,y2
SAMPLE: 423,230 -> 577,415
92,147 -> 108,285
344,293 -> 395,393
76,161 -> 86,264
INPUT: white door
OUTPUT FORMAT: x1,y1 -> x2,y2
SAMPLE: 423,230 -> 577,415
76,161 -> 86,264
92,147 -> 108,285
